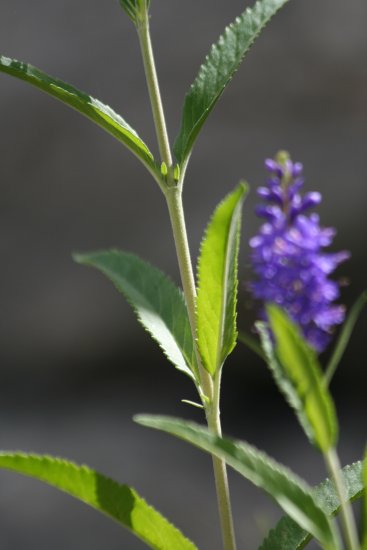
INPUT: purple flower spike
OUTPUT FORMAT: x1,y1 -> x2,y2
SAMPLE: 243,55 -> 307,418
250,151 -> 350,352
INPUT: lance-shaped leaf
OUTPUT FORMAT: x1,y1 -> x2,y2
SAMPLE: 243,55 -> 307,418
260,461 -> 364,550
266,305 -> 338,452
74,250 -> 198,381
173,0 -> 290,167
0,56 -> 158,179
135,415 -> 340,550
196,183 -> 247,376
257,322 -> 315,445
0,453 -> 197,550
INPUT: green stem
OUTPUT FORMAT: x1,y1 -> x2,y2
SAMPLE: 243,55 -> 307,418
206,369 -> 237,550
166,188 -> 237,550
165,187 -> 213,400
136,4 -> 172,169
136,7 -> 237,548
325,448 -> 360,550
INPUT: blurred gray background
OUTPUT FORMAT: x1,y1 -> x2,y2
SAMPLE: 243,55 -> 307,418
0,0 -> 366,548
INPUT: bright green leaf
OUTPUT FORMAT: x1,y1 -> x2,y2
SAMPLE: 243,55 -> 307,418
325,291 -> 367,385
0,56 -> 158,180
260,461 -> 364,550
74,249 -> 198,381
196,183 -> 247,375
266,305 -> 338,452
173,0 -> 290,167
135,415 -> 340,550
0,453 -> 196,550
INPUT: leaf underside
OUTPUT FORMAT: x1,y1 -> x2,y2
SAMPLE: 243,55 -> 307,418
260,461 -> 364,550
135,415 -> 339,550
0,453 -> 197,550
266,305 -> 338,452
74,250 -> 198,381
173,0 -> 290,166
0,56 -> 157,176
196,183 -> 247,375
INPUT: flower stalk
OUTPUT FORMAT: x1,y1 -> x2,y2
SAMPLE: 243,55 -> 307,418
325,448 -> 360,550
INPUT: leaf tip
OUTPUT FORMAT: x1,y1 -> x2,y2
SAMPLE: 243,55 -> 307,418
72,251 -> 87,265
133,414 -> 158,430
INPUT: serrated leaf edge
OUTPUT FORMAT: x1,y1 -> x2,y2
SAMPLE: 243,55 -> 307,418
74,250 -> 198,382
267,305 -> 338,452
0,451 -> 197,550
196,184 -> 247,375
174,0 -> 290,165
0,56 -> 160,182
135,415 -> 339,549
259,460 -> 364,550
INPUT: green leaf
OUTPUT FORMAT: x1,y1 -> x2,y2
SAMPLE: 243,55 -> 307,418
260,461 -> 364,550
196,183 -> 247,375
266,305 -> 338,452
0,56 -> 158,180
325,291 -> 367,385
135,415 -> 340,550
74,249 -> 198,381
0,452 -> 197,550
257,321 -> 315,445
173,0 -> 290,167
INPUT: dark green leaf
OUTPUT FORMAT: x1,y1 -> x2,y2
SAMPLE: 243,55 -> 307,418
267,305 -> 338,452
325,291 -> 367,385
174,0 -> 290,167
135,415 -> 340,550
260,461 -> 364,550
196,184 -> 247,375
0,452 -> 197,550
0,56 -> 158,180
74,250 -> 198,381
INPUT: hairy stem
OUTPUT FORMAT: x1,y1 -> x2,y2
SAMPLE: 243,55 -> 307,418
165,187 -> 213,399
136,6 -> 237,548
136,4 -> 172,169
166,188 -> 237,550
325,448 -> 360,550
206,369 -> 237,550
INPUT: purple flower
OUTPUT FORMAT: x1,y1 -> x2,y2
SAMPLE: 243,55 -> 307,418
249,151 -> 349,352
